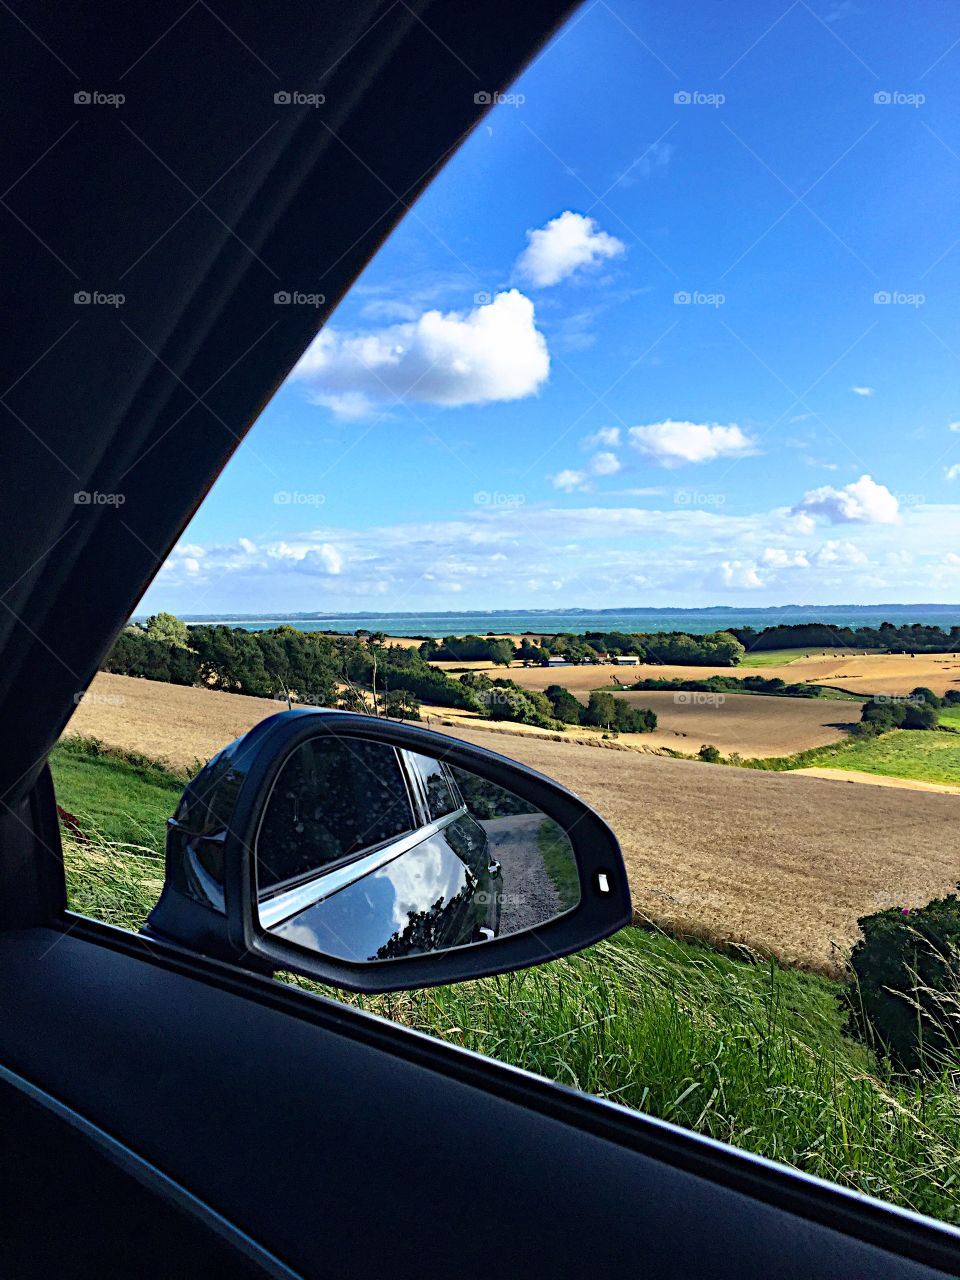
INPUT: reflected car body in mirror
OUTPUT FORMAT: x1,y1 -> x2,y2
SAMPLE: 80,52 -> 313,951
146,709 -> 628,993
254,739 -> 581,963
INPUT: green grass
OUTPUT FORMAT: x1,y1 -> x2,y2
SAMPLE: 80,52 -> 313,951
785,728 -> 960,788
50,735 -> 187,855
57,737 -> 960,1226
739,647 -> 871,667
938,707 -> 960,731
537,817 -> 580,910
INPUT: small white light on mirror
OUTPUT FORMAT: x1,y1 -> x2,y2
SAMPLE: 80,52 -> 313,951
597,873 -> 611,894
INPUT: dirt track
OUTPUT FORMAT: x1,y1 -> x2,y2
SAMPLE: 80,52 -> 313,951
67,672 -> 960,974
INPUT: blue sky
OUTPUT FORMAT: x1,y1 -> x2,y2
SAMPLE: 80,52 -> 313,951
142,0 -> 960,615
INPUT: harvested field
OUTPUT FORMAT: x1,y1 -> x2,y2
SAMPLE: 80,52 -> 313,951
66,672 -> 960,973
612,690 -> 855,757
478,651 -> 960,699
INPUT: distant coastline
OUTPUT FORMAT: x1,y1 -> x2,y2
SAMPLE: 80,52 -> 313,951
135,604 -> 960,639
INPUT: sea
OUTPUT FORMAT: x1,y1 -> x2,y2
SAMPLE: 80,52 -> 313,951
170,605 -> 960,639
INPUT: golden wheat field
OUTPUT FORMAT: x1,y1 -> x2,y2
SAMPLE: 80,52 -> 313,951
66,672 -> 960,973
447,650 -> 960,698
611,690 -> 857,757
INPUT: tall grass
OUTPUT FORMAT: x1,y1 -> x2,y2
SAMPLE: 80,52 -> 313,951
307,929 -> 960,1224
55,735 -> 960,1229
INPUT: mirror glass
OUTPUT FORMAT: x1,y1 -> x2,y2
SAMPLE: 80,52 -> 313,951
254,734 -> 581,964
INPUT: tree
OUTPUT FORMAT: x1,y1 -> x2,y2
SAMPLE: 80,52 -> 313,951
583,690 -> 618,730
902,701 -> 939,730
382,689 -> 421,721
910,686 -> 940,707
145,611 -> 191,650
544,684 -> 582,725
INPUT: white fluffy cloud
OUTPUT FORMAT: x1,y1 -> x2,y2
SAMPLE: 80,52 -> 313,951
516,212 -> 625,287
945,464 -> 960,481
551,449 -> 623,490
583,426 -> 621,449
850,386 -> 875,397
628,421 -> 756,467
290,290 -> 549,417
721,560 -> 763,589
589,451 -> 622,477
792,474 -> 899,525
761,547 -> 809,568
145,495 -> 960,613
813,540 -> 868,567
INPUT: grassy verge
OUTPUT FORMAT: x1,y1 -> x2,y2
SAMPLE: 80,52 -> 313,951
537,817 -> 580,910
735,728 -> 960,787
739,647 -> 838,667
50,735 -> 187,854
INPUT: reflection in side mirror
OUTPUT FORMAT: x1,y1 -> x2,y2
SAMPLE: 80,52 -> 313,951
254,739 -> 581,965
146,710 -> 630,993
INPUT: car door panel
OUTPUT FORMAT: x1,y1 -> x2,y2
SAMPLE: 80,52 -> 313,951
0,925 -> 955,1279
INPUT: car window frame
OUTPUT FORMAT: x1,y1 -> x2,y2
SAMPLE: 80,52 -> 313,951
254,736 -> 422,903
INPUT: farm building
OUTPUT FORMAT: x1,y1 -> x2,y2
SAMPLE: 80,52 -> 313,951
613,655 -> 641,665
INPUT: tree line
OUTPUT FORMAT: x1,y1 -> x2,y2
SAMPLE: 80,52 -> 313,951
419,629 -> 746,667
102,616 -> 658,734
731,622 -> 960,654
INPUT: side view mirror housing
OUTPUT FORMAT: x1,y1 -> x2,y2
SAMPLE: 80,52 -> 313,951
146,710 -> 630,993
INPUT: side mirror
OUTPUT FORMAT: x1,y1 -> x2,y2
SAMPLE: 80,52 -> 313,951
146,709 -> 630,993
